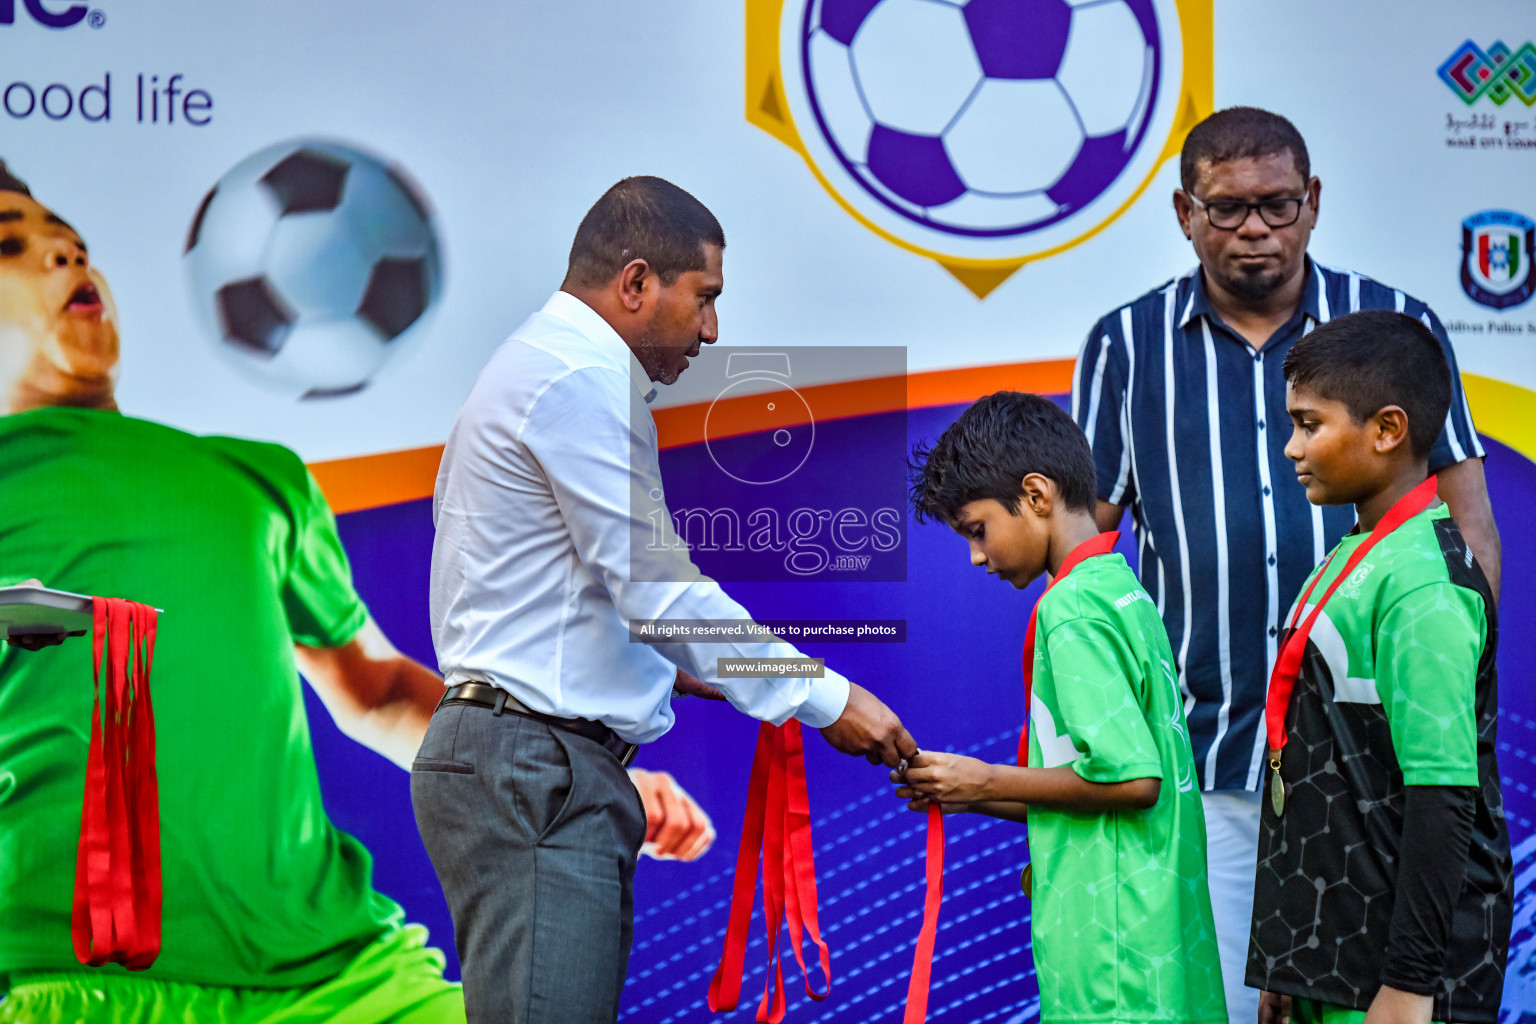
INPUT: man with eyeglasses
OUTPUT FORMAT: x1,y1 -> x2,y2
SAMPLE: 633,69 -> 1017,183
1071,106 -> 1498,1024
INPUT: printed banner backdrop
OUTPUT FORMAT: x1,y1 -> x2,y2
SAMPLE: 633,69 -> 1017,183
5,0 -> 1536,1020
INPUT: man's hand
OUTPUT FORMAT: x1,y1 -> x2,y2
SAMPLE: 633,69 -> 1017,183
902,751 -> 997,804
629,768 -> 715,862
818,682 -> 917,768
1258,991 -> 1292,1024
672,668 -> 727,701
1362,986 -> 1433,1024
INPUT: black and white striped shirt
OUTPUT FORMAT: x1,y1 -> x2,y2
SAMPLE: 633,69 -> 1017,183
1072,259 -> 1483,790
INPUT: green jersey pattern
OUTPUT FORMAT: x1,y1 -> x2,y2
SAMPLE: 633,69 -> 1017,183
1028,553 -> 1226,1024
1248,505 -> 1511,1023
0,408 -> 403,990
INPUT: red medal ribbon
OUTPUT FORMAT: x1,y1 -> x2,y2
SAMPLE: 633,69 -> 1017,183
72,597 -> 161,971
1019,532 -> 1121,766
708,720 -> 830,1022
1264,477 -> 1438,756
899,803 -> 945,1024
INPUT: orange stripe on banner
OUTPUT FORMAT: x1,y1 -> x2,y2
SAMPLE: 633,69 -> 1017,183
309,445 -> 445,515
904,359 -> 1075,411
308,359 -> 1076,514
651,359 -> 1075,449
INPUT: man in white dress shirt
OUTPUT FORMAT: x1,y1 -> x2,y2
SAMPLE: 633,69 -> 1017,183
413,176 -> 917,1023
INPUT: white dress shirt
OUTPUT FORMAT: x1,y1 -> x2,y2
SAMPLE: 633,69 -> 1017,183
429,291 -> 851,744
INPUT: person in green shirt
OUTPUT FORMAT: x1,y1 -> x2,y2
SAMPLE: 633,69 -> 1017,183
1249,310 -> 1510,1024
0,163 -> 715,1021
900,390 -> 1227,1024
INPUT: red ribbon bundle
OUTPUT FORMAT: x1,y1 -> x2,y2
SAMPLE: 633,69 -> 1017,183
709,720 -> 831,1023
72,597 -> 161,970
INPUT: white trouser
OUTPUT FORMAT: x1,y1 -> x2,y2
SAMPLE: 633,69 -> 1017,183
1202,789 -> 1263,1024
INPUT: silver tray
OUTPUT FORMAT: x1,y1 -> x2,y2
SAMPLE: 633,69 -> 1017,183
0,586 -> 162,650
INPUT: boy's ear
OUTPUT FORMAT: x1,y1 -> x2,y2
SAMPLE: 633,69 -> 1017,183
1020,473 -> 1054,517
1371,405 -> 1411,456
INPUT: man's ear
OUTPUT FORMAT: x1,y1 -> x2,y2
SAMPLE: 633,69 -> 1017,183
617,258 -> 651,314
1020,473 -> 1054,517
1173,188 -> 1194,241
1372,405 -> 1410,455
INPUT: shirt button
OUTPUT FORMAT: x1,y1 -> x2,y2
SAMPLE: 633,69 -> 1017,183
1268,554 -> 1277,566
1258,419 -> 1266,430
1263,486 -> 1271,496
1269,627 -> 1279,637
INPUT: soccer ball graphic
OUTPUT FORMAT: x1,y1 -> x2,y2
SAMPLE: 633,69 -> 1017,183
801,0 -> 1160,238
183,140 -> 442,399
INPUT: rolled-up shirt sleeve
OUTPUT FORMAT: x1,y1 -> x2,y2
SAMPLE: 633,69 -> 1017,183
520,365 -> 850,729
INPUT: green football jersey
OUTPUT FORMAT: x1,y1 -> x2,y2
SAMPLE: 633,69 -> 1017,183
1027,553 -> 1226,1024
0,408 -> 403,990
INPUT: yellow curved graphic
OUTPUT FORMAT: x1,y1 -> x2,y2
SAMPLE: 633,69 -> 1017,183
744,0 -> 1214,297
1462,373 -> 1536,465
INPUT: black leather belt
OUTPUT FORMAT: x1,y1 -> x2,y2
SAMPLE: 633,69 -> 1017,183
438,682 -> 639,768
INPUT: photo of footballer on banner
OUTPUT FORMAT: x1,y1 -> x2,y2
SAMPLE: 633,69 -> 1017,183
0,163 -> 716,1023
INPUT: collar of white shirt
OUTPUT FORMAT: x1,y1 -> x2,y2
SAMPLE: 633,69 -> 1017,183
540,290 -> 659,405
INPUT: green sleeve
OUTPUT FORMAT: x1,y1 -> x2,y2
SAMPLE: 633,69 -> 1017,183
281,467 -> 368,649
1042,615 -> 1164,784
1377,581 -> 1483,786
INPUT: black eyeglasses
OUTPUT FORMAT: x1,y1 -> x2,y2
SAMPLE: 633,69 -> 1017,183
1185,193 -> 1306,230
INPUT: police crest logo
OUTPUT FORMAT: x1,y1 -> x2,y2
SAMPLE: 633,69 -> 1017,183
1460,210 -> 1535,310
744,0 -> 1213,296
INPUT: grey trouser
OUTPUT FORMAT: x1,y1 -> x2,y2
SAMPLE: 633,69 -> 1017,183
410,703 -> 647,1024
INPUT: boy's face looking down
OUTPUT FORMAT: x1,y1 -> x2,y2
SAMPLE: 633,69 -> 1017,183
949,474 -> 1060,589
1283,381 -> 1411,507
0,192 -> 120,414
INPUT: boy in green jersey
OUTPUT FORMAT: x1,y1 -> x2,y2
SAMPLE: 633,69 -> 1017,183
899,391 -> 1227,1024
1248,311 -> 1511,1024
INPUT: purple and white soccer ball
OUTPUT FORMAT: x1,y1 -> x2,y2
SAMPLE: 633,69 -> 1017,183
183,140 -> 442,400
802,0 -> 1160,238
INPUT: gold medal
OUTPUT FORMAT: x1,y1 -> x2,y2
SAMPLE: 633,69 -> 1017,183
1020,862 -> 1033,898
1269,755 -> 1285,817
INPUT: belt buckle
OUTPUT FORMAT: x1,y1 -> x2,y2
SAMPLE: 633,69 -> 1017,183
614,740 -> 639,768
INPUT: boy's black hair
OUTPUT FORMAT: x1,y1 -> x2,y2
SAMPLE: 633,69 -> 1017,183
0,161 -> 31,196
909,391 -> 1097,523
565,176 -> 725,289
1180,107 -> 1310,192
1282,310 -> 1451,459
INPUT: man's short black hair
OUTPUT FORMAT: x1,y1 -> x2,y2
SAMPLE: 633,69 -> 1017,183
0,161 -> 31,196
1180,107 -> 1310,192
1283,310 -> 1450,460
909,391 -> 1097,523
565,176 -> 724,288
